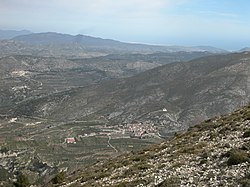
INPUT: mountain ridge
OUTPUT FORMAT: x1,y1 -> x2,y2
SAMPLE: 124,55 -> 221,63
9,52 -> 250,135
0,51 -> 214,114
12,32 -> 227,53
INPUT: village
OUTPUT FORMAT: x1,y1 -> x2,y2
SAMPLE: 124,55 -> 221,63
65,122 -> 161,144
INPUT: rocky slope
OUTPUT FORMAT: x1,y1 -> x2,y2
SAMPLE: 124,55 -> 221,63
58,104 -> 250,187
11,52 -> 250,135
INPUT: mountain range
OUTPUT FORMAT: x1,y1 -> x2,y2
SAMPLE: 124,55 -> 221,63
0,30 -> 228,58
12,32 -> 228,53
8,52 -> 250,136
0,51 -> 213,114
1,29 -> 250,186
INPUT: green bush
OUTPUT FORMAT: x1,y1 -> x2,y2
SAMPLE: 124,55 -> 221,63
122,162 -> 151,177
227,150 -> 249,166
51,171 -> 65,184
0,147 -> 9,153
243,130 -> 250,138
241,142 -> 250,151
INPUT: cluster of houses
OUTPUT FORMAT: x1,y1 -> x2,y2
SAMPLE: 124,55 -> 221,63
64,122 -> 159,144
125,122 -> 157,138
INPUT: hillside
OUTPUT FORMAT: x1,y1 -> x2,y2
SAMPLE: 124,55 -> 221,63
0,52 -> 212,111
11,52 -> 250,135
0,51 -> 250,186
57,104 -> 250,187
0,52 -> 219,185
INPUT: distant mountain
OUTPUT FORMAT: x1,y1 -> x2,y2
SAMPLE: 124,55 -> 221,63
61,104 -> 250,186
13,32 -> 122,46
0,39 -> 107,58
0,29 -> 32,40
193,45 -> 227,53
12,32 -> 227,54
0,32 -> 228,58
11,52 -> 250,135
239,47 -> 250,52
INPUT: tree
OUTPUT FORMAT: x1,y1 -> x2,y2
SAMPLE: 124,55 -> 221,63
51,171 -> 65,184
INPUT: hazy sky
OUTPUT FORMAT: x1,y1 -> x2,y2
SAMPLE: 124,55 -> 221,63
1,0 -> 250,50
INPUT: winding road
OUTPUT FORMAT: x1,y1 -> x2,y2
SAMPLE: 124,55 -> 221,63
107,135 -> 118,153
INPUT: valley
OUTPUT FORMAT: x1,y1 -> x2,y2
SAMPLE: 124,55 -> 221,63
9,52 -> 250,134
0,31 -> 249,186
0,115 -> 161,185
2,0 -> 250,185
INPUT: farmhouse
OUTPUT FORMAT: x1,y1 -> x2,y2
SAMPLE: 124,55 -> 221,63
65,137 -> 76,144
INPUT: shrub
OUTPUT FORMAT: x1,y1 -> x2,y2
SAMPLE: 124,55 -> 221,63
123,162 -> 151,177
227,150 -> 249,166
243,130 -> 250,138
0,147 -> 9,153
179,142 -> 207,154
51,171 -> 65,184
241,142 -> 250,151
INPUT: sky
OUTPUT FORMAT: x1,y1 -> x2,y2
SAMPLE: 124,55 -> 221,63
1,0 -> 250,50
